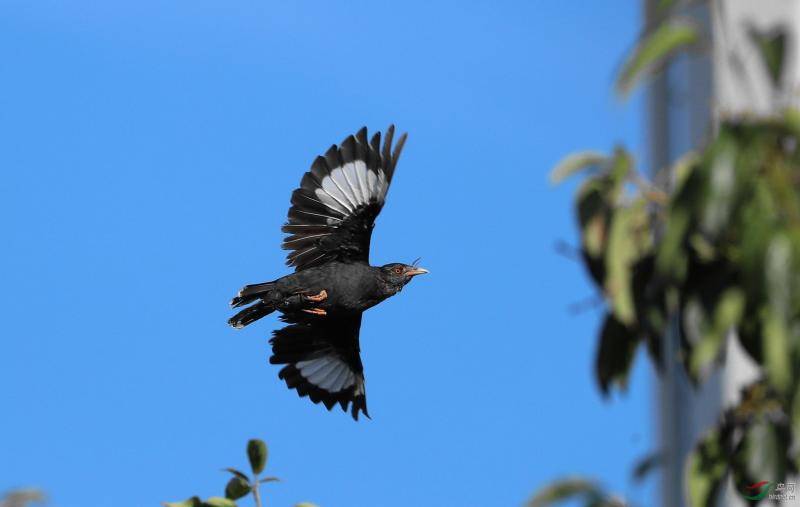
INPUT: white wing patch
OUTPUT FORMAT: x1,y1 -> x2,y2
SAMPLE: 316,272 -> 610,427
352,160 -> 369,203
296,356 -> 357,393
315,163 -> 387,215
314,188 -> 351,216
320,175 -> 355,213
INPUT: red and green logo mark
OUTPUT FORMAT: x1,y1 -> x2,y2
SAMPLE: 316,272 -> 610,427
742,481 -> 773,500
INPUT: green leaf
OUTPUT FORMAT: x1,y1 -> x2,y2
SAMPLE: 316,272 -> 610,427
608,147 -> 633,186
605,206 -> 638,325
574,152 -> 631,261
739,179 -> 776,291
654,149 -> 709,284
259,477 -> 281,484
224,477 -> 251,501
656,207 -> 690,282
700,140 -> 737,239
766,234 -> 791,319
630,255 -> 666,369
222,468 -> 249,482
576,179 -> 610,260
595,313 -> 639,395
712,288 -> 745,336
549,151 -> 606,184
163,498 -> 202,507
784,108 -> 800,137
203,497 -> 237,507
526,478 -> 605,507
686,428 -> 728,507
764,235 -> 792,393
617,18 -> 699,96
763,312 -> 791,393
689,288 -> 745,378
247,439 -> 268,475
749,27 -> 787,87
669,151 -> 699,193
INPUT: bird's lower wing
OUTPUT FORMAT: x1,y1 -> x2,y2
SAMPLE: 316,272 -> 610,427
269,312 -> 369,420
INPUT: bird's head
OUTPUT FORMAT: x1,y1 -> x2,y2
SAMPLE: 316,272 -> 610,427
378,260 -> 428,290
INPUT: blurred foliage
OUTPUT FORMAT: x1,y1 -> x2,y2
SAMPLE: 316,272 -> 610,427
527,450 -> 662,507
0,490 -> 46,507
555,115 -> 800,507
550,2 -> 799,506
164,439 -> 313,507
616,17 -> 699,97
527,478 -> 626,507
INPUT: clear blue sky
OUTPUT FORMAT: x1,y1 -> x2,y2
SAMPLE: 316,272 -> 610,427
1,2 -> 655,506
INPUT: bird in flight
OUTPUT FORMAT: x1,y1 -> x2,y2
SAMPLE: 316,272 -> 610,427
229,126 -> 427,420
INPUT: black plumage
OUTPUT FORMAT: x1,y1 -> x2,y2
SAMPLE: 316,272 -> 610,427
229,126 -> 427,420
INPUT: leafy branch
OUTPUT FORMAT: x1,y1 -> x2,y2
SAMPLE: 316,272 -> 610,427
548,2 -> 800,506
164,439 -> 313,507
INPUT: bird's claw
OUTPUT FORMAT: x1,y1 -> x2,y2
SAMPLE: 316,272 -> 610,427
303,289 -> 328,303
302,308 -> 327,316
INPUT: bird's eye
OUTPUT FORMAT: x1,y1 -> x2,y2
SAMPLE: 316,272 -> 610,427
393,267 -> 403,275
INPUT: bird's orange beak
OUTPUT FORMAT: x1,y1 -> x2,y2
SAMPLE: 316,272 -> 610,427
406,267 -> 429,276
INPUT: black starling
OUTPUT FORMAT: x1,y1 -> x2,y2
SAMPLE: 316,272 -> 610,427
229,126 -> 427,420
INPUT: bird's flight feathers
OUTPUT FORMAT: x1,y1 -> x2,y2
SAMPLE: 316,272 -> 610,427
282,126 -> 407,271
270,312 -> 369,420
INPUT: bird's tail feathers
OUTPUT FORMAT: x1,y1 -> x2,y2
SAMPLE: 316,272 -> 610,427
228,281 -> 277,329
230,281 -> 276,308
228,301 -> 275,329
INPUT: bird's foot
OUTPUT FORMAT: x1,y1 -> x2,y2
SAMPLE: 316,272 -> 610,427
303,289 -> 328,303
302,308 -> 327,316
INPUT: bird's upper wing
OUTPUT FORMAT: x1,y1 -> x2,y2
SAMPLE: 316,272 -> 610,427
282,126 -> 407,271
270,312 -> 369,420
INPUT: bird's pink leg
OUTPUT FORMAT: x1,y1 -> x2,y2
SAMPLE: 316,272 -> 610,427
303,289 -> 328,303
